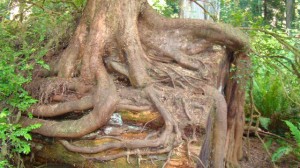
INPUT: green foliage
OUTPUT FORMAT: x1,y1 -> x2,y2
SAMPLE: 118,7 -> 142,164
221,0 -> 254,27
222,0 -> 300,135
221,0 -> 300,164
271,146 -> 292,162
0,0 -> 85,166
0,20 -> 41,166
253,76 -> 290,117
285,120 -> 300,145
0,160 -> 12,168
250,28 -> 300,133
271,121 -> 300,162
259,117 -> 271,130
0,109 -> 41,154
148,0 -> 179,18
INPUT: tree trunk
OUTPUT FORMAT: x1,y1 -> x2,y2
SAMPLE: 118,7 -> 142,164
179,1 -> 246,167
286,0 -> 293,34
179,0 -> 220,21
263,0 -> 270,24
20,0 -> 249,167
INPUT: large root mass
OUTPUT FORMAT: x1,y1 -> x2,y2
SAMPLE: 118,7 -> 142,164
20,0 -> 249,167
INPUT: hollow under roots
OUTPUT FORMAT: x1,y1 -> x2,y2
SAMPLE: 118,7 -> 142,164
20,0 -> 249,167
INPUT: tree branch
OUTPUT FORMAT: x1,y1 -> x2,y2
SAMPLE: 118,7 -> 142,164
190,0 -> 218,21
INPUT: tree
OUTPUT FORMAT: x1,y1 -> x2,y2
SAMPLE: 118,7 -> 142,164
180,0 -> 220,21
18,0 -> 249,167
286,0 -> 294,32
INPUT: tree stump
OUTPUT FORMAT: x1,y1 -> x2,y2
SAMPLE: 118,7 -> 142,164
20,0 -> 250,167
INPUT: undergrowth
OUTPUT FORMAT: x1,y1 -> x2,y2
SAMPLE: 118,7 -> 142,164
0,0 -> 85,167
221,0 -> 300,164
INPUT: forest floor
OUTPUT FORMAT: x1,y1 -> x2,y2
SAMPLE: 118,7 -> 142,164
240,137 -> 299,168
240,137 -> 272,168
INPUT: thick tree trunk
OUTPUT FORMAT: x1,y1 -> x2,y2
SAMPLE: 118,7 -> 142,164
224,53 -> 248,167
21,0 -> 249,167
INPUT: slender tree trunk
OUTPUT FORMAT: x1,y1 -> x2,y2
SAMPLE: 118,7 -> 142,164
286,0 -> 293,35
263,0 -> 268,24
179,0 -> 220,21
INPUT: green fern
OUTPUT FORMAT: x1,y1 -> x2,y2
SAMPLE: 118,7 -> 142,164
272,146 -> 292,162
284,121 -> 300,146
271,121 -> 300,162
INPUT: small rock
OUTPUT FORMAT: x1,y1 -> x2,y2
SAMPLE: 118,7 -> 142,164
108,113 -> 123,126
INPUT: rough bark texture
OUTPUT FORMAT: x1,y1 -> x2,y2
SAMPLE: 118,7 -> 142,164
21,0 -> 250,167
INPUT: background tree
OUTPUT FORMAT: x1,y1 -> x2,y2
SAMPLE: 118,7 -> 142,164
179,0 -> 220,21
286,0 -> 294,32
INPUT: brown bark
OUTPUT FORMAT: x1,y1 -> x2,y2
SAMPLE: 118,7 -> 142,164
21,0 -> 250,167
286,0 -> 294,32
199,86 -> 227,168
224,53 -> 249,167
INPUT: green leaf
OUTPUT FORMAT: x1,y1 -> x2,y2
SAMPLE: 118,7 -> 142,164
259,117 -> 270,130
271,146 -> 291,162
23,133 -> 32,141
22,144 -> 31,154
265,139 -> 273,149
284,121 -> 300,146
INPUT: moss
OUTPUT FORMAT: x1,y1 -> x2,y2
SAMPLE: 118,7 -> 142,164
119,111 -> 163,127
31,139 -> 167,168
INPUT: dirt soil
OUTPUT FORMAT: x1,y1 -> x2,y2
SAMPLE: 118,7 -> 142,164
240,138 -> 273,168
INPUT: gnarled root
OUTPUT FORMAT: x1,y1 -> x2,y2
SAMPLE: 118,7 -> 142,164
20,0 -> 250,167
20,46 -> 120,138
199,86 -> 227,168
59,86 -> 182,161
20,77 -> 119,138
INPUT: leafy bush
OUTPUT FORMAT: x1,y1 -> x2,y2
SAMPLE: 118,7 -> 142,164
0,109 -> 41,166
0,0 -> 85,166
250,28 -> 300,133
0,21 -> 41,166
222,0 -> 300,133
148,0 -> 179,18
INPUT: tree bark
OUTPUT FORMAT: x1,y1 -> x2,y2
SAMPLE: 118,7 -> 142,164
286,0 -> 293,34
20,0 -> 250,167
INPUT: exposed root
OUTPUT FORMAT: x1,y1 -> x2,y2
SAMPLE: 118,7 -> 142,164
192,154 -> 207,168
166,65 -> 205,92
142,5 -> 249,51
20,86 -> 118,138
199,86 -> 227,168
30,96 -> 93,117
85,143 -> 173,162
116,104 -> 152,112
20,60 -> 119,138
108,61 -> 129,78
162,147 -> 173,168
57,86 -> 181,161
182,98 -> 192,121
22,0 -> 250,167
145,131 -> 160,140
